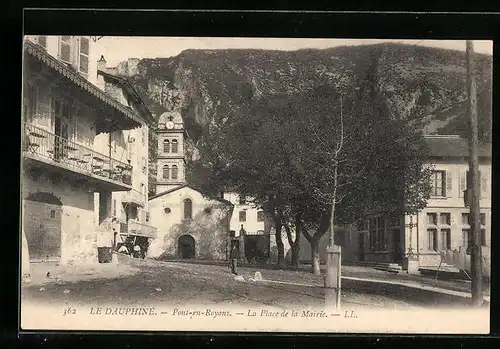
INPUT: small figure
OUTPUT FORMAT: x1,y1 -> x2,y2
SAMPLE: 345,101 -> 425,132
239,224 -> 246,236
230,244 -> 239,275
133,244 -> 141,258
118,244 -> 129,254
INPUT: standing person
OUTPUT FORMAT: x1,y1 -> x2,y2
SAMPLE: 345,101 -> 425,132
230,243 -> 239,275
133,244 -> 141,258
239,224 -> 246,236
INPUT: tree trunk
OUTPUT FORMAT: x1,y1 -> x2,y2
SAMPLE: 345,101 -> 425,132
291,243 -> 300,269
290,215 -> 302,269
311,236 -> 321,275
275,221 -> 285,269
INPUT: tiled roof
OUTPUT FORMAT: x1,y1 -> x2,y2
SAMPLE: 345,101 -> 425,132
97,69 -> 155,125
424,135 -> 492,159
24,40 -> 143,126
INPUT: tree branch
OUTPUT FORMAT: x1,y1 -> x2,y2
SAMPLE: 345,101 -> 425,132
302,226 -> 313,243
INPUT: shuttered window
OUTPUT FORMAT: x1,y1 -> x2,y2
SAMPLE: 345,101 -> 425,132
59,36 -> 72,63
162,165 -> 169,179
171,165 -> 178,180
440,229 -> 451,250
427,228 -> 438,251
171,139 -> 178,153
459,171 -> 466,197
480,171 -> 487,196
163,139 -> 170,153
466,170 -> 486,197
79,37 -> 90,75
430,171 -> 446,196
446,171 -> 452,196
38,36 -> 47,49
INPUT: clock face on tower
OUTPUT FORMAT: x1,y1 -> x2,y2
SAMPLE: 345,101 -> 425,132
166,121 -> 175,129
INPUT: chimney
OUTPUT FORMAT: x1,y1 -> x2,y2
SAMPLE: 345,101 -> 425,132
98,55 -> 107,71
96,55 -> 107,91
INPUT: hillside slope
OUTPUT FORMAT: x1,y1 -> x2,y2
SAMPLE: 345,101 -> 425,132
110,43 -> 492,194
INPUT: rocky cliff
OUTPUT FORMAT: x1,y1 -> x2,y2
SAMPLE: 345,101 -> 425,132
111,43 -> 492,194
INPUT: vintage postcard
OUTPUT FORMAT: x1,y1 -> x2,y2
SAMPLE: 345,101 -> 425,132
20,35 -> 491,333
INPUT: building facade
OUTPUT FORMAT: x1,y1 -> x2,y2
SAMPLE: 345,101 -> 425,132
349,135 -> 491,270
21,36 -> 150,270
148,185 -> 233,259
220,192 -> 267,236
95,58 -> 157,252
148,111 -> 233,260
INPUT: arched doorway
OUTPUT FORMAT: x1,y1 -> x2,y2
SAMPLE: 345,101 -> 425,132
178,234 -> 195,259
24,192 -> 63,262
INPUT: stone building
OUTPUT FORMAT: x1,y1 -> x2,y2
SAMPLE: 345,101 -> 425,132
344,135 -> 492,272
95,58 -> 158,253
148,184 -> 233,259
148,111 -> 233,260
21,36 -> 150,272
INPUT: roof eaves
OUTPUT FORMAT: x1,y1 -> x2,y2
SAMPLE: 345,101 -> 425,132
149,184 -> 234,206
24,41 -> 143,126
97,69 -> 154,125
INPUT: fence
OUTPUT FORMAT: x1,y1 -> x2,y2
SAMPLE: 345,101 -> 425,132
439,246 -> 491,279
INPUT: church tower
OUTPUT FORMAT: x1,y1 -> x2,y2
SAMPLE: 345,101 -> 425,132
156,111 -> 186,193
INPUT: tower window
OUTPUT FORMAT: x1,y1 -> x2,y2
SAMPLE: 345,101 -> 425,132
171,139 -> 178,153
162,165 -> 169,179
163,139 -> 170,153
171,165 -> 178,180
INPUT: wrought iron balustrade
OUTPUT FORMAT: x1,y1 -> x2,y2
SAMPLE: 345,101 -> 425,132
23,121 -> 132,186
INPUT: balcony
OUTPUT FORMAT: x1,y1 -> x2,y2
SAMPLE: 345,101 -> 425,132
127,220 -> 157,239
23,122 -> 132,191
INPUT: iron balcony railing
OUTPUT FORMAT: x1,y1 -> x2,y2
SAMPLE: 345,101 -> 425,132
23,121 -> 132,186
128,219 -> 158,238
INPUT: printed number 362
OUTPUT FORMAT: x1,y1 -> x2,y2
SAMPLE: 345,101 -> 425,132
63,307 -> 76,316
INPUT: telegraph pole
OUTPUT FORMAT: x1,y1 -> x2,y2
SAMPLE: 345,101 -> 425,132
466,40 -> 483,306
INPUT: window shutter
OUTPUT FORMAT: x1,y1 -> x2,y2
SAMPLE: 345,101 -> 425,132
480,171 -> 487,196
79,37 -> 90,75
38,36 -> 47,48
459,172 -> 466,197
36,87 -> 51,127
446,171 -> 452,197
59,36 -> 72,63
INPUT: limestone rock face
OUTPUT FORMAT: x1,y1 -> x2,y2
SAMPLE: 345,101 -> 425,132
114,44 -> 492,194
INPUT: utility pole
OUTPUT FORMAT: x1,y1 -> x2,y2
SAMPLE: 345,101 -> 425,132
466,40 -> 483,306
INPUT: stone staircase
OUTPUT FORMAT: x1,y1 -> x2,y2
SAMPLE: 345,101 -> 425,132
418,263 -> 465,280
373,262 -> 404,274
346,261 -> 403,274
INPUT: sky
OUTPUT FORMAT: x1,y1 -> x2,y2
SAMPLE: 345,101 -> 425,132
94,37 -> 493,67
